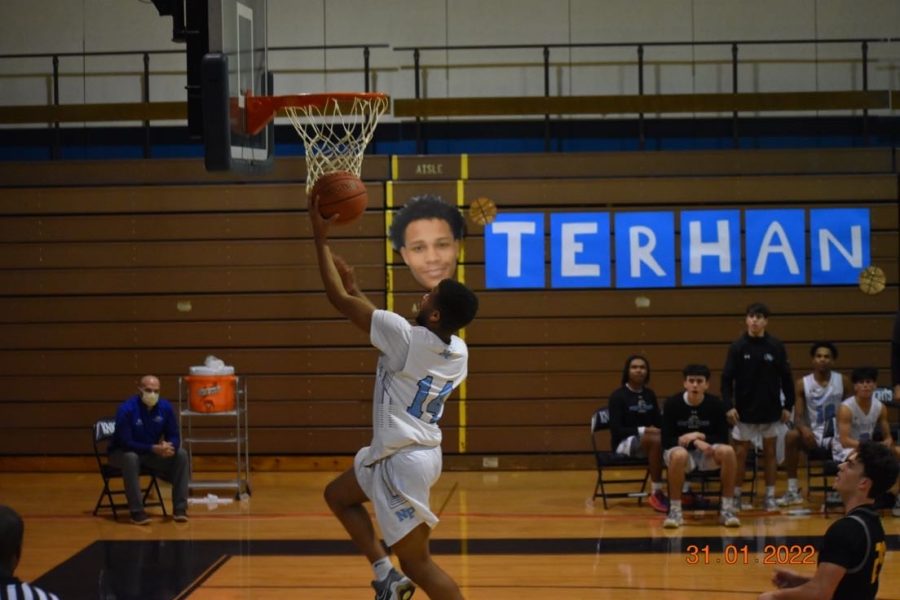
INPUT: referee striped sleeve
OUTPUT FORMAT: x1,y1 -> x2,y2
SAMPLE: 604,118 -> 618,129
1,582 -> 60,600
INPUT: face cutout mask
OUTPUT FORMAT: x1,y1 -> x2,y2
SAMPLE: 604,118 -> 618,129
140,389 -> 160,408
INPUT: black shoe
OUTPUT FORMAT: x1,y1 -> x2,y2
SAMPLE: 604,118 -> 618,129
173,510 -> 189,523
130,511 -> 151,525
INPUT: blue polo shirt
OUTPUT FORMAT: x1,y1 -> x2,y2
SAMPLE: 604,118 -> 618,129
109,394 -> 181,454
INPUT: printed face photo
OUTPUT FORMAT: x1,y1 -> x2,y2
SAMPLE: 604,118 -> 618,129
399,218 -> 460,290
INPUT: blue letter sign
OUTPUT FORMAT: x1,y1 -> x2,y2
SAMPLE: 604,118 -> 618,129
551,213 -> 611,288
484,213 -> 544,288
681,210 -> 741,286
615,212 -> 675,288
746,209 -> 805,286
810,208 -> 870,285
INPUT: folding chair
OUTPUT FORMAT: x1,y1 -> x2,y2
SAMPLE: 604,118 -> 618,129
743,446 -> 760,503
92,417 -> 168,519
684,467 -> 723,502
590,408 -> 650,509
674,449 -> 754,508
805,417 -> 839,516
805,445 -> 839,515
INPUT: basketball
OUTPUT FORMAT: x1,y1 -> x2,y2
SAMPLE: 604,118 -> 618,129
309,171 -> 368,224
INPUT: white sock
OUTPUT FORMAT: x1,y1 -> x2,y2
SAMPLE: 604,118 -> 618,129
766,486 -> 775,498
721,497 -> 734,511
788,478 -> 799,493
372,557 -> 393,581
670,499 -> 682,512
651,481 -> 664,493
734,487 -> 742,499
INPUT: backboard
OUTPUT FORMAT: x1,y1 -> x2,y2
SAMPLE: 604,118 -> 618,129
203,0 -> 272,173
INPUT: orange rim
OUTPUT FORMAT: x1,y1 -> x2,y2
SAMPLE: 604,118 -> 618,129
244,92 -> 389,135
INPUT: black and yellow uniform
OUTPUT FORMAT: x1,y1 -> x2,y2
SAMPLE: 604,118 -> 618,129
818,504 -> 886,600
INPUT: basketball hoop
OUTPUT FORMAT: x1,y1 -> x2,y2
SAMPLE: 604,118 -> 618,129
244,92 -> 389,191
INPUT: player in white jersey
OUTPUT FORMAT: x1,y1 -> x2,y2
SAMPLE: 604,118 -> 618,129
310,195 -> 476,600
832,367 -> 894,463
777,342 -> 851,506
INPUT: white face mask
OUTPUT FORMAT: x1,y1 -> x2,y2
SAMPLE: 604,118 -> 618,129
140,390 -> 160,408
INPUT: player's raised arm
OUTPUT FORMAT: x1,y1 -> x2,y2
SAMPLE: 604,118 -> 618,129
309,194 -> 375,333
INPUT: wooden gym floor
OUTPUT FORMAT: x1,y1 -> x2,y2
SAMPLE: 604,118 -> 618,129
4,469 -> 900,599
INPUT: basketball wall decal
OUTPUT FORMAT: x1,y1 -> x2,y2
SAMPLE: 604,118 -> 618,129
858,265 -> 886,295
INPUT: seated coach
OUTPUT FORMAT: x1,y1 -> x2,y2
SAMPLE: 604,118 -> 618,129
108,375 -> 189,524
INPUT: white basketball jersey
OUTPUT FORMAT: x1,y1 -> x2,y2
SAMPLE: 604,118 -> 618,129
363,310 -> 468,466
842,396 -> 883,442
803,371 -> 843,435
833,395 -> 884,460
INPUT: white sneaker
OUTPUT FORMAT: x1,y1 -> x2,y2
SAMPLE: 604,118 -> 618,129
719,509 -> 741,527
663,507 -> 683,529
764,496 -> 779,512
892,495 -> 900,518
775,490 -> 804,507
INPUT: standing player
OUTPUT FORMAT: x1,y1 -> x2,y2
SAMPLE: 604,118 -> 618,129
721,302 -> 794,511
758,442 -> 898,600
607,355 -> 666,512
310,195 -> 477,600
777,342 -> 851,507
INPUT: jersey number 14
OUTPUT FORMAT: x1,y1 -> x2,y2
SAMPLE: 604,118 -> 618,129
407,376 -> 453,424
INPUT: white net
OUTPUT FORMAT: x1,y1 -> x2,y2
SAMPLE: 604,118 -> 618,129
285,95 -> 390,192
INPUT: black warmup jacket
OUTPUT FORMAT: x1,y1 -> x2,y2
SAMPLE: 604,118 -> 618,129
721,332 -> 794,424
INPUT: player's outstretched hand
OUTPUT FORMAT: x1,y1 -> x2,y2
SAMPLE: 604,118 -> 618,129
308,193 -> 338,243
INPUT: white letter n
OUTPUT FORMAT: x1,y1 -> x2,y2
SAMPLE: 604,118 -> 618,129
818,226 -> 862,271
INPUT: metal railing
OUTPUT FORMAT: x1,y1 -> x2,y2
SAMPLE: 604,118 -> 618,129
394,37 -> 898,152
0,38 -> 897,157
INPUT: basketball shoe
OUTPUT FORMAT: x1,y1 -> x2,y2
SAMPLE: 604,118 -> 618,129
648,489 -> 670,513
663,507 -> 683,529
372,568 -> 415,600
130,511 -> 151,526
719,509 -> 741,527
775,489 -> 804,507
825,491 -> 842,506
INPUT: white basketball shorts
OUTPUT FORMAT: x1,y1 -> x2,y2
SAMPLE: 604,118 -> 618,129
354,444 -> 442,547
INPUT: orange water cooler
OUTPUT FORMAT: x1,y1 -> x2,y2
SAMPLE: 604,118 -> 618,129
178,362 -> 250,498
184,374 -> 237,413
